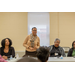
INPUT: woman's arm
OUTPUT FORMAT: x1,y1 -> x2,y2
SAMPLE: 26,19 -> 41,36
34,37 -> 40,49
36,37 -> 40,49
61,48 -> 66,57
67,49 -> 72,57
11,47 -> 15,58
23,35 -> 30,49
0,48 -> 1,55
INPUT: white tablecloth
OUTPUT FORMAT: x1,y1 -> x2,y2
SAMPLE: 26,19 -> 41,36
48,57 -> 75,62
7,57 -> 75,62
7,56 -> 39,62
7,58 -> 22,62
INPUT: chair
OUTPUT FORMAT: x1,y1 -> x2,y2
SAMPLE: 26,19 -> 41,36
62,47 -> 70,57
62,47 -> 70,53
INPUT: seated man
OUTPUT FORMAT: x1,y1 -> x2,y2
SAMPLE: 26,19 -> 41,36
49,38 -> 66,57
36,46 -> 50,62
17,46 -> 50,62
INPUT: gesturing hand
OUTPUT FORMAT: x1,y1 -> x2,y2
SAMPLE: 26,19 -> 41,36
29,47 -> 34,50
34,46 -> 37,49
2,56 -> 8,60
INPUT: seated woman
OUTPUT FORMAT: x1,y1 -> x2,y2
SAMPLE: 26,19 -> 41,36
67,41 -> 75,57
49,38 -> 66,57
0,38 -> 15,60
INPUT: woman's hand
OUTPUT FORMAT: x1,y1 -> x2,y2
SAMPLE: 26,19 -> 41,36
29,46 -> 37,50
29,47 -> 34,50
34,46 -> 37,49
2,56 -> 8,60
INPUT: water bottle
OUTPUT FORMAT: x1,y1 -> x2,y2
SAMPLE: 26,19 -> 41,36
10,55 -> 13,60
60,55 -> 63,59
16,54 -> 19,59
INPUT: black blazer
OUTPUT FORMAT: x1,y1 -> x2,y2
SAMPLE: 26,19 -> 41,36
67,48 -> 74,57
0,47 -> 15,58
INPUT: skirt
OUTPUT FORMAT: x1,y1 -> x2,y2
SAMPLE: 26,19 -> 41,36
23,50 -> 37,57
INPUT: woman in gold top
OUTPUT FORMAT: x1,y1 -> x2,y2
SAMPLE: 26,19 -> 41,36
23,27 -> 40,57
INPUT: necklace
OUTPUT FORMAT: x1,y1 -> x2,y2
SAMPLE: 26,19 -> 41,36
30,34 -> 37,47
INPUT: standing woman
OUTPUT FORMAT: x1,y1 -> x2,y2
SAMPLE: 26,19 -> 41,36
23,27 -> 40,57
67,41 -> 75,57
0,38 -> 15,60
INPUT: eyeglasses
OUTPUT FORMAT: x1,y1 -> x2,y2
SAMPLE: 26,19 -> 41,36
55,42 -> 60,44
32,30 -> 37,31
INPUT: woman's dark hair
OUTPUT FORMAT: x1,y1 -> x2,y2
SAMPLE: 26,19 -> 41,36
1,38 -> 12,48
32,27 -> 37,30
37,46 -> 50,62
72,41 -> 75,48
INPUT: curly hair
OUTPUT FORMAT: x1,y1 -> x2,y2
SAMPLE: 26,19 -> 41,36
1,38 -> 12,48
37,46 -> 50,62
